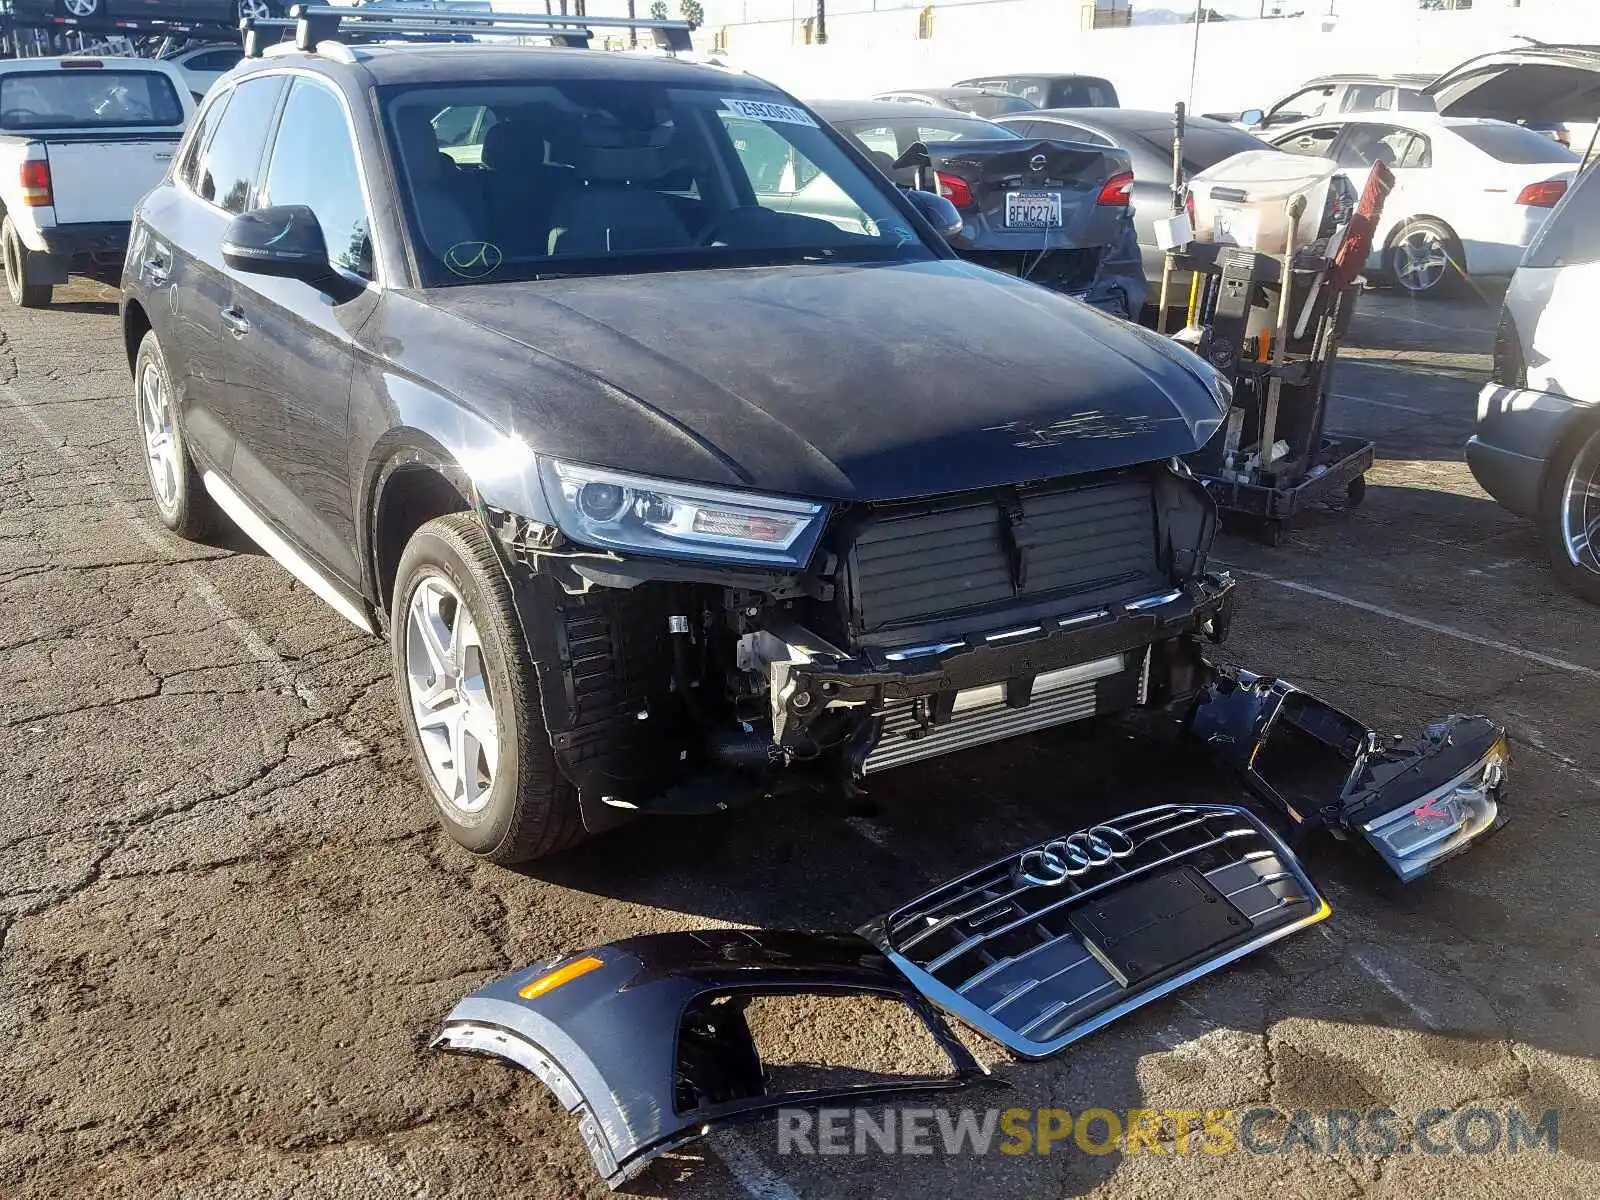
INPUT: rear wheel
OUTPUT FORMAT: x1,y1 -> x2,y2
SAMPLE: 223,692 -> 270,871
3,216 -> 50,309
1386,219 -> 1462,298
133,331 -> 217,540
391,512 -> 587,862
236,0 -> 277,19
59,0 -> 102,15
1540,419 -> 1600,605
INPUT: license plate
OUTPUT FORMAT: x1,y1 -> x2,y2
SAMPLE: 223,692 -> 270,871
1005,190 -> 1062,229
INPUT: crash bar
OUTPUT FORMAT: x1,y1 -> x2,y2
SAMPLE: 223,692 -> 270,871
240,5 -> 695,57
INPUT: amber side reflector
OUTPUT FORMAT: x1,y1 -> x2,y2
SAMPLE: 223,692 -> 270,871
518,954 -> 603,1000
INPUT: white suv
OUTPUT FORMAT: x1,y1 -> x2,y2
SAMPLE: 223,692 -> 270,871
1468,163 -> 1600,602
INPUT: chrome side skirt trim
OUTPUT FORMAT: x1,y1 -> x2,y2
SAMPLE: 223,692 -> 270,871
201,470 -> 374,634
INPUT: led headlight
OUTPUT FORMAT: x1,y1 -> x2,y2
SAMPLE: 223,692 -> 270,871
537,459 -> 828,568
1361,734 -> 1508,883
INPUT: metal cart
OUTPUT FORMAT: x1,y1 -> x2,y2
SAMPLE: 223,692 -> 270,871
1176,239 -> 1375,545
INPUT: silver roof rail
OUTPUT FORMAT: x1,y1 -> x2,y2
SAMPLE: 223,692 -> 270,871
240,4 -> 696,58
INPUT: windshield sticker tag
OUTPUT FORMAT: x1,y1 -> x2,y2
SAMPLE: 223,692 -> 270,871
721,98 -> 818,128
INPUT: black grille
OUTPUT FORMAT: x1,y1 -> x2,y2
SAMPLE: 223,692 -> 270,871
849,476 -> 1160,632
870,805 -> 1327,1057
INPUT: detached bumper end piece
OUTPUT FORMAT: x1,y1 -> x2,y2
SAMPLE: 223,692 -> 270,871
1189,667 -> 1509,882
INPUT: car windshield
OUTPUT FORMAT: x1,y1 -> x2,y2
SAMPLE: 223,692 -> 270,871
0,69 -> 183,129
380,80 -> 934,286
1454,122 -> 1580,165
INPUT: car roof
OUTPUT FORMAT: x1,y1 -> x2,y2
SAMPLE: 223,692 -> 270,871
955,72 -> 1110,82
1013,107 -> 1248,134
1299,73 -> 1435,87
810,98 -> 983,122
1265,112 -> 1523,137
240,43 -> 748,88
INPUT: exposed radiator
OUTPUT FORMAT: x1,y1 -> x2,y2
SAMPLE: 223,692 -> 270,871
849,476 -> 1162,633
862,652 -> 1135,775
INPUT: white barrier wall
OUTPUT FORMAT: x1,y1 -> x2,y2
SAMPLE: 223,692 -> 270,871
701,0 -> 1600,114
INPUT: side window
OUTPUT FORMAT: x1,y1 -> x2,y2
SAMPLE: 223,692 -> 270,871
194,75 -> 284,213
259,77 -> 372,278
1274,124 -> 1340,159
176,87 -> 231,190
1395,131 -> 1431,169
847,123 -> 900,157
193,49 -> 243,72
1341,84 -> 1391,113
1335,123 -> 1429,170
1016,82 -> 1048,107
1042,121 -> 1112,147
1396,88 -> 1434,112
432,103 -> 496,158
720,115 -> 821,195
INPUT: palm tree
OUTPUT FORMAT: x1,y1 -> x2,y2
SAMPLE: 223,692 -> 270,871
815,0 -> 827,43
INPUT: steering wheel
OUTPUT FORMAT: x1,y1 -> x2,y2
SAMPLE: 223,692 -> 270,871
698,207 -> 771,247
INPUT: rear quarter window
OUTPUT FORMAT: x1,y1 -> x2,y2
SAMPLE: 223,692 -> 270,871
0,69 -> 183,129
1454,122 -> 1579,165
1524,166 -> 1600,268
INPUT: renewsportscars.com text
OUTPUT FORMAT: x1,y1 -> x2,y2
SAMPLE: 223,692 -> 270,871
776,1106 -> 1558,1157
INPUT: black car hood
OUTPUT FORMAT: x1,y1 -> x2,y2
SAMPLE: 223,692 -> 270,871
423,259 -> 1222,502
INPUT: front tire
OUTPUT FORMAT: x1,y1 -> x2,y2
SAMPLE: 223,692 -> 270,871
1540,419 -> 1600,605
391,512 -> 587,862
236,0 -> 278,19
3,216 -> 50,308
1386,219 -> 1462,298
58,0 -> 103,16
133,331 -> 217,540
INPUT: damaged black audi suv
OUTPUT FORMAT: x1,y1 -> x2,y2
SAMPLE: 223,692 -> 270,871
121,33 -> 1239,862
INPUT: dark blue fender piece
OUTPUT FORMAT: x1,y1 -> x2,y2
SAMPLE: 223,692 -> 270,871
430,929 -> 988,1187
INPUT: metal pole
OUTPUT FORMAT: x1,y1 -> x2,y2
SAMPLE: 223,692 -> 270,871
627,0 -> 636,45
1187,0 -> 1203,113
816,0 -> 826,44
1156,102 -> 1186,333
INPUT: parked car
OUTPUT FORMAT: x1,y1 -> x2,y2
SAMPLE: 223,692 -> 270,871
814,99 -> 1145,314
953,73 -> 1119,109
1266,113 -> 1578,296
1220,73 -> 1436,132
1468,161 -> 1600,602
10,0 -> 279,22
870,87 -> 1036,119
994,107 -> 1270,302
123,37 -> 1237,864
0,55 -> 194,307
160,41 -> 244,101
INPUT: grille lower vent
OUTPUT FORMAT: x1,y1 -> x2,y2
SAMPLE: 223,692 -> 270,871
850,476 -> 1160,632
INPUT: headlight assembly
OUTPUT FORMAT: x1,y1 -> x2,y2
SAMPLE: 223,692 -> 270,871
1360,734 -> 1508,883
536,458 -> 828,568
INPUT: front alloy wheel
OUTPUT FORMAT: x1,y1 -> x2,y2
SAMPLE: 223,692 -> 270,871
1543,422 -> 1600,604
390,512 -> 587,861
237,0 -> 275,19
60,0 -> 102,16
404,574 -> 500,815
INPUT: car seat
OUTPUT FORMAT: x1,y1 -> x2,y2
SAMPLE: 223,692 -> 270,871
545,107 -> 692,256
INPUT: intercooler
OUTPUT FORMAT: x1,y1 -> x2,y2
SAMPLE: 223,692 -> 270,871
862,651 -> 1143,774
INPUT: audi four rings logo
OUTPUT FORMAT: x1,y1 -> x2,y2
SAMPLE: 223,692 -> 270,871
1029,153 -> 1048,171
1018,826 -> 1137,885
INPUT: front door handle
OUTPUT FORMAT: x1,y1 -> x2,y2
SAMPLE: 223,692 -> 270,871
220,305 -> 250,337
142,256 -> 169,286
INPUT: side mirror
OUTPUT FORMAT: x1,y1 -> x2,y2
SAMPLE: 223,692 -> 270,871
904,186 -> 963,239
1240,108 -> 1265,128
221,204 -> 333,282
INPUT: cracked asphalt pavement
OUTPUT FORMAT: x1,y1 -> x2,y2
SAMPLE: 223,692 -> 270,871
2,279 -> 1597,1199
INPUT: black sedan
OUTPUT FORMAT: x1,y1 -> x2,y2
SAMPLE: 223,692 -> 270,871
996,108 -> 1270,299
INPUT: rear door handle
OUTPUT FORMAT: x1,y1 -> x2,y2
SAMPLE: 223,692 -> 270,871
143,256 -> 169,286
153,150 -> 173,162
220,305 -> 250,337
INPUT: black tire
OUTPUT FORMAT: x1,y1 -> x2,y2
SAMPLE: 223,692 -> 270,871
133,331 -> 217,540
1385,218 -> 1463,299
1538,418 -> 1600,605
2,216 -> 51,308
391,512 -> 587,862
1346,475 -> 1367,507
